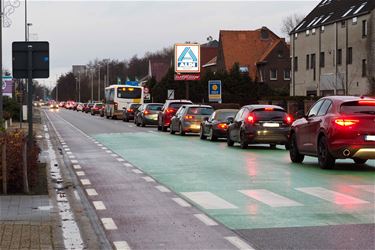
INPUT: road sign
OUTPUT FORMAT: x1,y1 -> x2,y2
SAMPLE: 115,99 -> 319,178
2,76 -> 13,97
12,41 -> 49,79
175,44 -> 200,73
167,89 -> 175,100
125,81 -> 139,86
174,74 -> 200,81
144,93 -> 151,101
208,80 -> 222,102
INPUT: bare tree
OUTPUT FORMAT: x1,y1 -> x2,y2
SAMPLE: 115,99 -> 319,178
281,14 -> 305,38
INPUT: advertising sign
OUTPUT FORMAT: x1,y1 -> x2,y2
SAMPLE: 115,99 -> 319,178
174,74 -> 200,81
175,44 -> 200,73
2,76 -> 13,97
208,80 -> 222,102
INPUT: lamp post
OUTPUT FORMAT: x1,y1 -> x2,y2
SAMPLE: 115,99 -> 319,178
0,1 -> 3,124
97,65 -> 101,101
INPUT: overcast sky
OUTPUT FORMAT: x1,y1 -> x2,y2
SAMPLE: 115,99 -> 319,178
3,0 -> 319,88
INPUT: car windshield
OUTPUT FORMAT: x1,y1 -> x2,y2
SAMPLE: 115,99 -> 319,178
253,110 -> 287,121
340,101 -> 375,114
170,103 -> 191,109
117,87 -> 142,99
147,105 -> 162,111
95,104 -> 103,107
187,107 -> 213,115
215,111 -> 237,121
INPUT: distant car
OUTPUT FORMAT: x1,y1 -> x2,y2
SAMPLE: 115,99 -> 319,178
91,103 -> 103,115
170,105 -> 214,135
58,102 -> 65,108
289,96 -> 375,169
135,103 -> 163,127
227,105 -> 292,149
49,102 -> 59,109
84,103 -> 94,113
76,103 -> 84,112
65,100 -> 76,109
158,100 -> 193,131
200,109 -> 239,141
123,103 -> 142,122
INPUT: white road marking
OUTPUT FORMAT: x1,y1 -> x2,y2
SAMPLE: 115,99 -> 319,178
66,151 -> 72,155
350,185 -> 375,194
155,185 -> 171,193
239,189 -> 303,207
124,163 -> 133,168
181,191 -> 238,209
142,177 -> 155,182
93,201 -> 106,210
76,171 -> 85,176
132,169 -> 143,174
62,145 -> 68,148
94,142 -> 99,144
73,190 -> 81,201
73,164 -> 81,170
97,144 -> 103,146
225,236 -> 255,250
113,241 -> 131,250
106,150 -> 112,153
101,147 -> 107,150
101,218 -> 118,230
71,159 -> 78,164
86,188 -> 98,196
68,155 -> 76,159
194,214 -> 218,226
128,125 -> 134,128
116,158 -> 125,162
111,154 -> 118,157
80,179 -> 91,185
172,198 -> 191,207
295,187 -> 369,205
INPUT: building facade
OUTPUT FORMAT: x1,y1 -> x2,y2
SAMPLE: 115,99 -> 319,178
290,0 -> 375,97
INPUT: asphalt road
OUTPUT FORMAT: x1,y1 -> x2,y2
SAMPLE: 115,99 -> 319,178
44,108 -> 375,250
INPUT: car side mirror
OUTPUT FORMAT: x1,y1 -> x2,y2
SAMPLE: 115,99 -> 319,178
226,117 -> 234,124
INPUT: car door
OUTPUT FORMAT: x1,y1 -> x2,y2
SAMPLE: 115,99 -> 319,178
173,106 -> 185,131
230,108 -> 245,142
311,100 -> 332,153
205,112 -> 216,135
299,100 -> 325,153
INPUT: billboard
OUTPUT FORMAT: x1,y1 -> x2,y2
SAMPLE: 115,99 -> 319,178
175,44 -> 200,73
2,76 -> 13,98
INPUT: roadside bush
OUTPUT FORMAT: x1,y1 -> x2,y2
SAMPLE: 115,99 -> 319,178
0,130 -> 40,193
3,96 -> 21,121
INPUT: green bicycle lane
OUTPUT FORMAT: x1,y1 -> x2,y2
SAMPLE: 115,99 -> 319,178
94,132 -> 375,230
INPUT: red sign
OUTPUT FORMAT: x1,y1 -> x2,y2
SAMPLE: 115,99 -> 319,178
174,74 -> 200,81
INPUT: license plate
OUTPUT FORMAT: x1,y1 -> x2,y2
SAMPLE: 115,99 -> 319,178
263,122 -> 280,128
365,135 -> 375,141
147,114 -> 157,120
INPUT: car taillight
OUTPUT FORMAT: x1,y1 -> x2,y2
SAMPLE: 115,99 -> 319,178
246,114 -> 255,124
144,110 -> 150,115
334,119 -> 359,127
166,108 -> 175,114
285,114 -> 293,124
128,108 -> 133,112
184,115 -> 194,120
264,107 -> 274,111
218,123 -> 228,129
358,100 -> 375,105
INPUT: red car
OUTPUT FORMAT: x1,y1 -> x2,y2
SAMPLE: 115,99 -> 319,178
289,96 -> 375,169
157,100 -> 193,131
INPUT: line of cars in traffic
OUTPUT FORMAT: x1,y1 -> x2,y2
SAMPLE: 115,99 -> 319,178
59,96 -> 375,169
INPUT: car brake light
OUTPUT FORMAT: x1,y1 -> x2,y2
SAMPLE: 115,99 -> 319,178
128,108 -> 133,112
144,110 -> 150,115
358,100 -> 375,105
334,119 -> 359,126
246,114 -> 255,124
166,108 -> 175,114
218,123 -> 228,129
185,115 -> 194,120
285,114 -> 293,124
264,107 -> 274,111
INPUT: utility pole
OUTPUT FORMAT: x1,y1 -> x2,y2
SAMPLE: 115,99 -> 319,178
78,72 -> 81,102
98,65 -> 100,101
0,0 -> 4,124
91,70 -> 93,102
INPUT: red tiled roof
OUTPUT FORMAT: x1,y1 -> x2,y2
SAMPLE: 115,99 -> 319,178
200,47 -> 218,67
219,27 -> 282,79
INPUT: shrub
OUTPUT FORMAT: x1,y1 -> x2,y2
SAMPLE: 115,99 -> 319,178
3,96 -> 21,121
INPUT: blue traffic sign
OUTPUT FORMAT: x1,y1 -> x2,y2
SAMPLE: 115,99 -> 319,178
208,80 -> 222,102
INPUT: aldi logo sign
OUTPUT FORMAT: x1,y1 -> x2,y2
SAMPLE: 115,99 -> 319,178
175,44 -> 200,73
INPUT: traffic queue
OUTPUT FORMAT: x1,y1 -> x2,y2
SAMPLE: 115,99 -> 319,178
55,86 -> 375,170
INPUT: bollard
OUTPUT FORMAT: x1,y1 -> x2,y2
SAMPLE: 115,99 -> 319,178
2,141 -> 7,195
23,140 -> 29,193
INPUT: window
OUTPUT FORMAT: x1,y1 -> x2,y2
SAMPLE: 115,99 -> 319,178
306,30 -> 310,36
270,69 -> 277,80
306,55 -> 310,69
311,54 -> 316,69
308,100 -> 325,117
321,26 -> 325,32
294,33 -> 298,39
347,47 -> 353,64
312,28 -> 316,35
294,57 -> 298,71
317,100 -> 332,116
320,52 -> 325,68
362,59 -> 367,77
352,17 -> 357,24
284,70 -> 291,80
362,20 -> 368,37
337,49 -> 342,65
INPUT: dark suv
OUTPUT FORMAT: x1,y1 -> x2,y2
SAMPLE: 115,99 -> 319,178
227,105 -> 292,149
123,103 -> 141,122
157,100 -> 193,131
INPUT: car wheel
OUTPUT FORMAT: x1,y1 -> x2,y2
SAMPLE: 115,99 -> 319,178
285,142 -> 290,150
290,133 -> 304,163
240,131 -> 248,149
318,136 -> 335,169
353,158 -> 367,165
170,125 -> 175,135
199,126 -> 207,140
270,144 -> 276,149
209,129 -> 217,142
162,122 -> 168,132
157,124 -> 162,131
141,118 -> 146,127
179,124 -> 185,136
227,133 -> 234,147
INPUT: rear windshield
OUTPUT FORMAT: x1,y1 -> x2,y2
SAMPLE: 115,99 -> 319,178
117,87 -> 142,99
130,104 -> 141,109
147,104 -> 162,111
215,111 -> 237,121
170,102 -> 191,109
253,110 -> 287,121
95,104 -> 103,107
341,101 -> 375,115
187,107 -> 213,115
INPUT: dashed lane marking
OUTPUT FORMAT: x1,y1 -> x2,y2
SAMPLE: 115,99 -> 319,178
172,198 -> 191,207
76,171 -> 85,176
101,218 -> 118,230
71,160 -> 78,164
106,150 -> 112,153
181,191 -> 238,209
113,241 -> 131,250
194,214 -> 218,226
155,185 -> 171,193
111,154 -> 118,157
116,158 -> 125,162
66,151 -> 72,155
142,177 -> 155,182
80,179 -> 91,185
239,189 -> 303,207
86,188 -> 98,196
132,169 -> 143,174
98,144 -> 103,146
124,163 -> 133,168
73,164 -> 81,170
101,147 -> 107,150
225,236 -> 255,250
93,201 -> 106,210
295,187 -> 369,205
68,155 -> 76,159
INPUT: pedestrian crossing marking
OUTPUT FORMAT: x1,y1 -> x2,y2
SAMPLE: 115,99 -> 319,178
181,191 -> 238,209
239,189 -> 303,207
